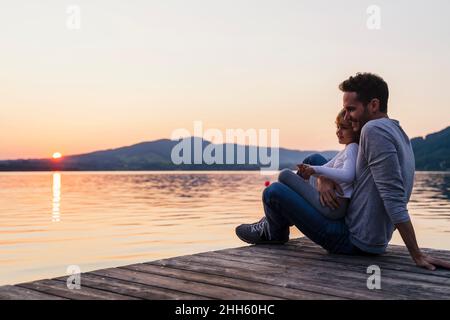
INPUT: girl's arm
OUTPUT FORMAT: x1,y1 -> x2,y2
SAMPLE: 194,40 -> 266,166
311,144 -> 358,183
322,154 -> 337,168
299,153 -> 338,180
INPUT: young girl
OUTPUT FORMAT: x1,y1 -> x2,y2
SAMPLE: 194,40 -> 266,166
278,109 -> 359,219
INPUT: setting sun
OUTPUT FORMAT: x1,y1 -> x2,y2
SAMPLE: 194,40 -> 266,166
52,152 -> 62,159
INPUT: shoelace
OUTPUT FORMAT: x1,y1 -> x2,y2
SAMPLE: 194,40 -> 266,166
250,219 -> 267,234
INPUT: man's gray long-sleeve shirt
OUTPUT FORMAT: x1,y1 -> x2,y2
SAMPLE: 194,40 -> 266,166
346,118 -> 415,254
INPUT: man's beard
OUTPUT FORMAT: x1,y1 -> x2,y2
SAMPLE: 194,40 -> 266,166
351,106 -> 370,132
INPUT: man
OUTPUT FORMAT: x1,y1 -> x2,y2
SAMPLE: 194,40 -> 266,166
236,72 -> 450,270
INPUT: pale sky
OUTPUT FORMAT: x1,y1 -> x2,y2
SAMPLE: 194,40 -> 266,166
1,0 -> 449,159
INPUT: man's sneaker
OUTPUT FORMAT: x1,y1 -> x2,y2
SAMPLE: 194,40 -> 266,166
235,217 -> 288,245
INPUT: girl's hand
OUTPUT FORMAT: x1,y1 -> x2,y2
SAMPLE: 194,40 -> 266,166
296,164 -> 316,180
296,164 -> 307,177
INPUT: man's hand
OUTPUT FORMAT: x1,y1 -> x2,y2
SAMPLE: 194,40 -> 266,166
397,220 -> 450,271
316,176 -> 343,209
296,164 -> 315,180
413,253 -> 450,271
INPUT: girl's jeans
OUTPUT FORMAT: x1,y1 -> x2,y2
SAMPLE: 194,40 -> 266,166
263,154 -> 370,255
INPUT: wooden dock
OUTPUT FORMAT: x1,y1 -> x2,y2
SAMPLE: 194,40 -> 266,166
1,237 -> 449,300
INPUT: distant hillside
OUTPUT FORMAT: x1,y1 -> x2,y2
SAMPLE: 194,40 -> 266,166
411,126 -> 450,171
1,125 -> 447,171
0,137 -> 337,171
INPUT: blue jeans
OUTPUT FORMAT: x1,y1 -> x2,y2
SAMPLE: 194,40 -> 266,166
263,154 -> 367,255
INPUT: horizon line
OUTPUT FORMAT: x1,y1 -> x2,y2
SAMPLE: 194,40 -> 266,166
0,135 -> 340,162
2,123 -> 448,161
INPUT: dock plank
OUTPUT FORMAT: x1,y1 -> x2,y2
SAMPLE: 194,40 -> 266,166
122,262 -> 337,300
289,239 -> 450,261
160,251 -> 405,299
18,279 -> 139,300
1,237 -> 449,300
267,242 -> 450,278
148,256 -> 375,299
91,267 -> 279,300
201,250 -> 450,299
53,273 -> 210,300
238,245 -> 450,286
0,285 -> 66,300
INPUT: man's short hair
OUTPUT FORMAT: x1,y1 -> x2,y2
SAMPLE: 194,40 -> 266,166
339,73 -> 389,113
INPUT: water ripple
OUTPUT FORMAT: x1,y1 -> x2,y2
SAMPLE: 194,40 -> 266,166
0,171 -> 449,286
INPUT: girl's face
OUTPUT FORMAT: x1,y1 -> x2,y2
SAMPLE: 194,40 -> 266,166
336,122 -> 356,145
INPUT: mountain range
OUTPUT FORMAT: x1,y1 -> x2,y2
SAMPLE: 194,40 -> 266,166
0,126 -> 448,171
0,137 -> 337,171
410,126 -> 450,171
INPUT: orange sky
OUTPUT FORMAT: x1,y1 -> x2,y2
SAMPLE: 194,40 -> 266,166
1,1 -> 450,160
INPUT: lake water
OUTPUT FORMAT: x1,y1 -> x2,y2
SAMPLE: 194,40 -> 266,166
0,171 -> 449,286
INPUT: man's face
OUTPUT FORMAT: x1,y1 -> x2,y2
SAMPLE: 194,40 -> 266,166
342,92 -> 370,133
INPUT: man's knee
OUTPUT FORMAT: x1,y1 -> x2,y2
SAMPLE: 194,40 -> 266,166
303,153 -> 325,165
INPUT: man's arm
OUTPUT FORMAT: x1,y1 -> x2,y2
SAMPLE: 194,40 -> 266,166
364,125 -> 450,270
397,221 -> 450,270
317,174 -> 450,270
316,175 -> 343,209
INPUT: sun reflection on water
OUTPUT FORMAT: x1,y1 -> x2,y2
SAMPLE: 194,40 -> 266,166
52,173 -> 61,222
